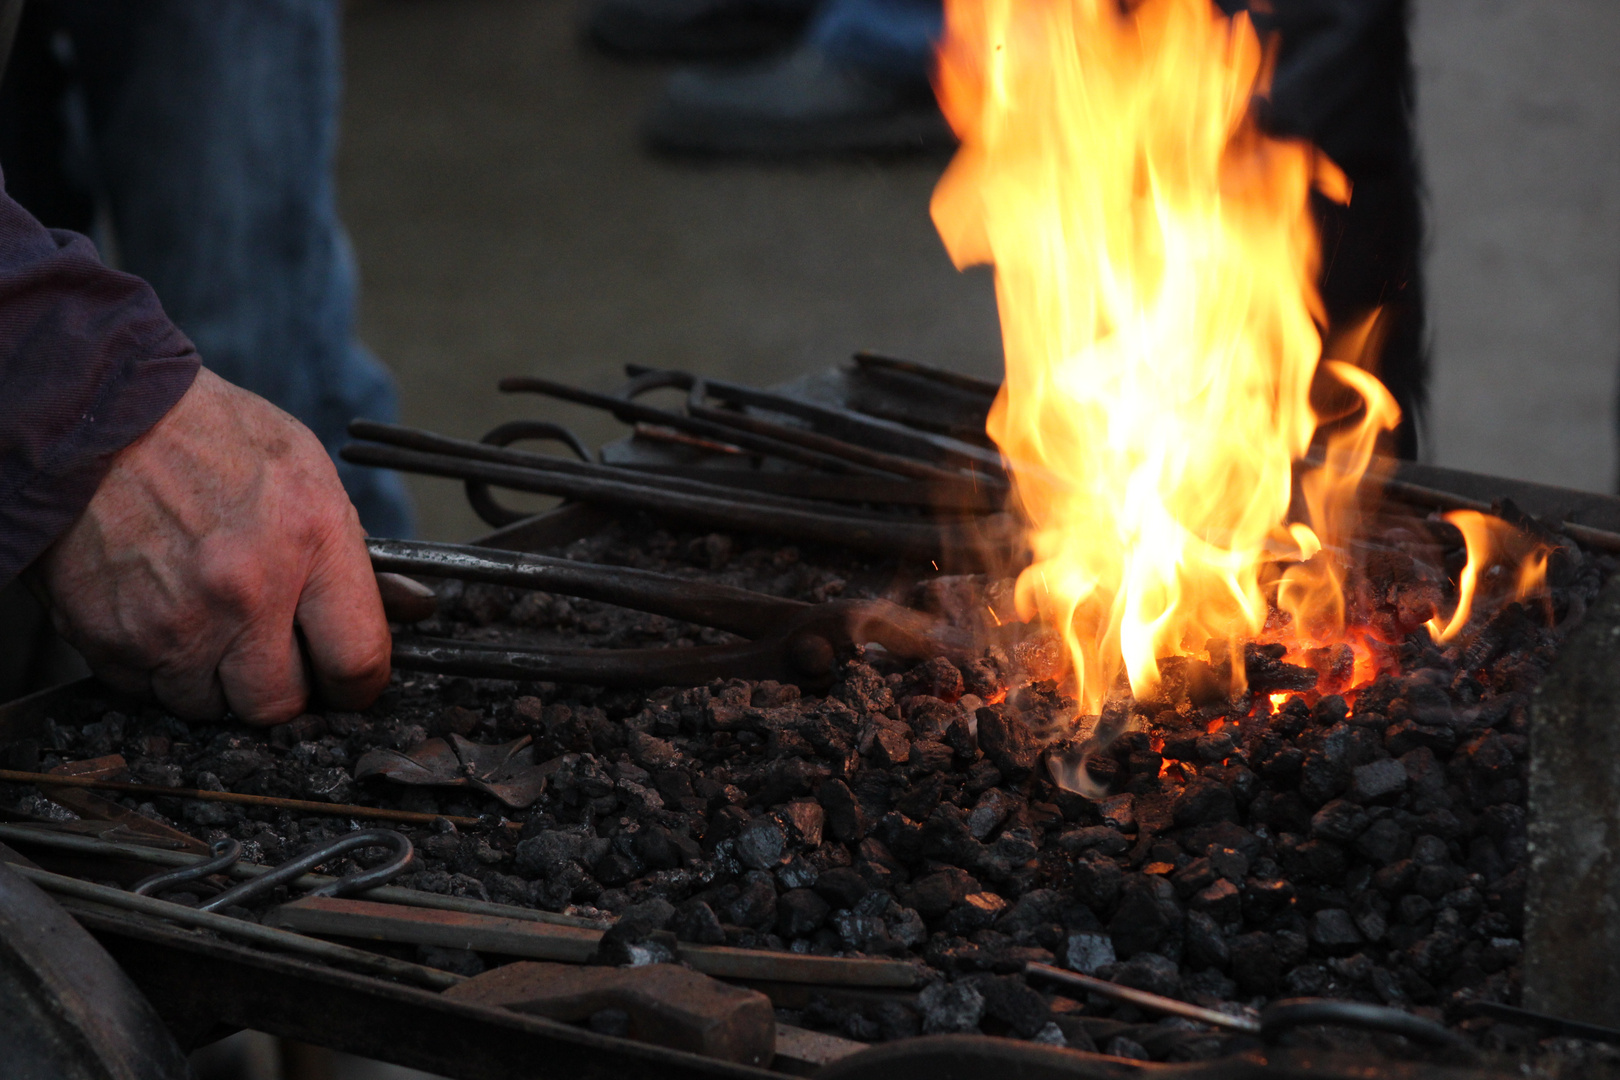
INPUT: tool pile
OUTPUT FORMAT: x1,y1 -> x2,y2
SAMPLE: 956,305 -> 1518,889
5,357 -> 1620,1078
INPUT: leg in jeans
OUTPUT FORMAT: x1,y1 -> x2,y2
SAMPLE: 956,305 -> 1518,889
48,0 -> 414,535
808,0 -> 940,84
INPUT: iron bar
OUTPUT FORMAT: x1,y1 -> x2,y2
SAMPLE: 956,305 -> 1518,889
500,376 -> 896,477
0,825 -> 607,929
615,464 -> 998,513
624,364 -> 1005,476
343,443 -> 1011,563
366,537 -> 809,638
350,421 -> 908,524
852,350 -> 1002,399
0,768 -> 490,830
16,865 -> 464,990
1025,962 -> 1259,1034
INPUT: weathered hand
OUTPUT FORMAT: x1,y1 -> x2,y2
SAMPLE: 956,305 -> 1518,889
37,368 -> 391,724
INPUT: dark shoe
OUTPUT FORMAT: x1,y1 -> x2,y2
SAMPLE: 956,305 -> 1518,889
585,0 -> 812,59
643,44 -> 956,157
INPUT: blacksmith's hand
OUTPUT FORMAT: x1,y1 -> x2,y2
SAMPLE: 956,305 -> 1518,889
35,368 -> 391,725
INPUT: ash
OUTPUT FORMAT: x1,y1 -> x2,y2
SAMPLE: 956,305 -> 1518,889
5,511 -> 1616,1071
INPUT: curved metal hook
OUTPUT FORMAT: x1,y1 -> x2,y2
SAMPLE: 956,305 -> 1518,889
466,419 -> 593,527
196,829 -> 414,913
131,838 -> 242,897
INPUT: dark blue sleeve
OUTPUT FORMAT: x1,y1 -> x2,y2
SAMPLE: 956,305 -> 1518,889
0,189 -> 200,585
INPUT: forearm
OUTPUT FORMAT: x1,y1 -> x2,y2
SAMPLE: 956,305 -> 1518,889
0,196 -> 200,585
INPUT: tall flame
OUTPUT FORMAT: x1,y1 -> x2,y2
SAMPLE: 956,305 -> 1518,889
931,0 -> 1396,711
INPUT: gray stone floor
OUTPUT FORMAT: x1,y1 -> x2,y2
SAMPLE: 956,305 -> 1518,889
339,0 -> 1619,544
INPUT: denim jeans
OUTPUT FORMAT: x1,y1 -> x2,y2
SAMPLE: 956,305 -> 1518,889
810,0 -> 942,84
0,0 -> 413,536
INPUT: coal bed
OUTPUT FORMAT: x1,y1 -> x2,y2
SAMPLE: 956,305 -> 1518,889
3,502 -> 1615,1074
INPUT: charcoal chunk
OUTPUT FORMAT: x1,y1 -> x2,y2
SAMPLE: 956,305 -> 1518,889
1064,931 -> 1116,974
1355,817 -> 1413,866
919,980 -> 985,1034
815,867 -> 872,909
964,974 -> 1051,1038
777,888 -> 831,938
1057,826 -> 1131,857
1190,879 -> 1241,924
818,779 -> 869,843
1350,759 -> 1408,803
725,870 -> 778,930
1310,799 -> 1370,843
1308,908 -> 1363,955
945,892 -> 1010,935
1173,776 -> 1237,826
976,705 -> 1038,781
1108,877 -> 1178,959
1229,932 -> 1280,995
1072,856 -> 1124,914
735,818 -> 788,870
672,898 -> 726,945
897,868 -> 980,919
1113,952 -> 1181,999
1184,911 -> 1229,968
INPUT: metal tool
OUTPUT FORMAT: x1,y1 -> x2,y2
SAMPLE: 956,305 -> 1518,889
132,837 -> 242,897
366,536 -> 978,686
189,828 -> 414,913
1026,963 -> 1470,1050
344,439 -> 1009,562
445,961 -> 776,1066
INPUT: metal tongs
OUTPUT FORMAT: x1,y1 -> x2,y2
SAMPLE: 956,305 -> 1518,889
367,537 -> 976,688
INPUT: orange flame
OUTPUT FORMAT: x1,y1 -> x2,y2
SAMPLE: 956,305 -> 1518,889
1426,510 -> 1551,642
932,0 -> 1396,712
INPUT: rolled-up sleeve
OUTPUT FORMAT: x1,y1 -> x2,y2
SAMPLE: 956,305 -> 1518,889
0,188 -> 199,585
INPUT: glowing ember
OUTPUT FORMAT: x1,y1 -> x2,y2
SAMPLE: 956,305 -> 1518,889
932,0 -> 1398,712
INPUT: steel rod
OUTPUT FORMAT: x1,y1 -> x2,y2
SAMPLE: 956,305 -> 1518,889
350,421 -> 908,523
615,464 -> 997,513
0,824 -> 607,929
0,768 -> 492,829
343,443 -> 1009,563
366,537 -> 808,638
1025,962 -> 1260,1034
625,365 -> 1004,476
685,399 -> 985,488
853,350 -> 1002,399
500,376 -> 894,477
391,636 -> 810,688
15,864 -> 464,990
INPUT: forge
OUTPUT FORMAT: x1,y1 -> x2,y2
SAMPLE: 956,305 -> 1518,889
4,354 -> 1620,1079
3,0 -> 1617,1076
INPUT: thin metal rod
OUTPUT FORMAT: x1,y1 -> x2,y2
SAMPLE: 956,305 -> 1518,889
853,351 -> 1002,399
0,768 -> 490,829
0,824 -> 606,929
14,864 -> 464,990
200,830 -> 411,913
1299,454 -> 1620,553
685,399 -> 986,488
343,443 -> 1007,563
615,464 -> 997,513
1024,962 -> 1260,1034
500,376 -> 894,476
626,365 -> 1004,476
132,838 -> 241,896
350,421 -> 909,523
367,537 -> 807,639
391,635 -> 811,688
